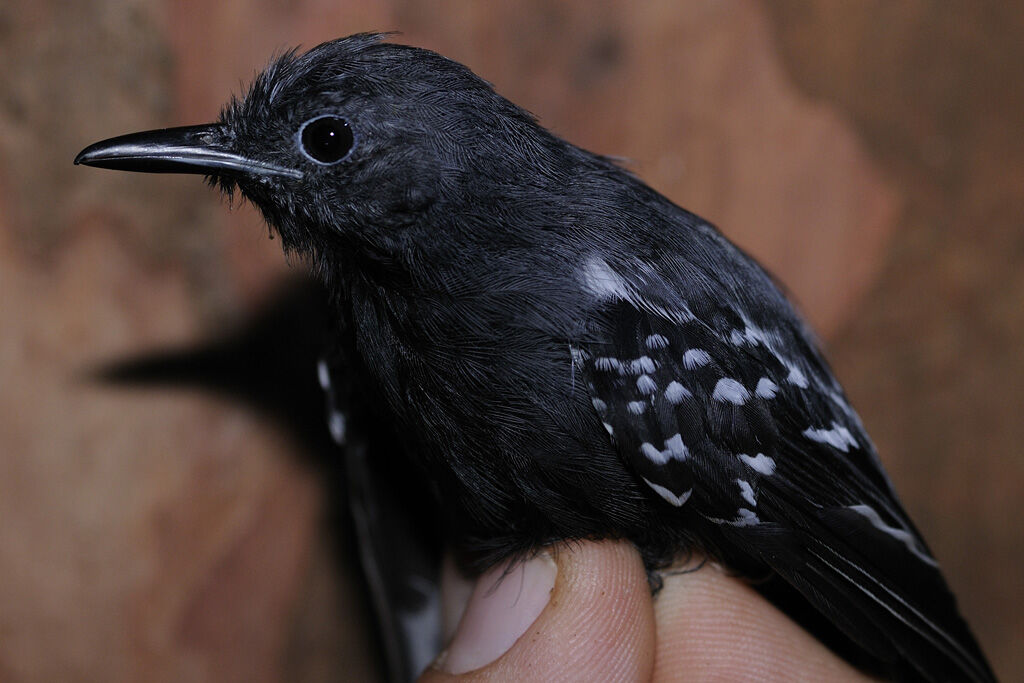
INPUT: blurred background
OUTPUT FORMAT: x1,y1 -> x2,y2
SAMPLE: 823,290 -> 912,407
1,0 -> 1022,680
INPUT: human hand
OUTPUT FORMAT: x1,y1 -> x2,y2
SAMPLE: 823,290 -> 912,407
419,540 -> 873,681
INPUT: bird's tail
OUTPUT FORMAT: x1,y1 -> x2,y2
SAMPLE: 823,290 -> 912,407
731,512 -> 996,683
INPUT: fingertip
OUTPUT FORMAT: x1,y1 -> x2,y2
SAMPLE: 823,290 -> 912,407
435,553 -> 557,675
652,560 -> 874,681
421,540 -> 655,682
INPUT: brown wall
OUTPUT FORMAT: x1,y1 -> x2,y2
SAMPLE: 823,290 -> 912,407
1,1 -> 1020,680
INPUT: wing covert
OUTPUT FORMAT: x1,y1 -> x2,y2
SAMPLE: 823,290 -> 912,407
573,293 -> 994,681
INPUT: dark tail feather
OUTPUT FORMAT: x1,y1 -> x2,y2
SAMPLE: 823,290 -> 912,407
806,538 -> 994,682
740,518 -> 995,683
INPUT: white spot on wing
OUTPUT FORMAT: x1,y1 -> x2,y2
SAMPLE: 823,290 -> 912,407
682,348 -> 711,369
712,378 -> 750,405
708,508 -> 760,527
743,324 -> 771,347
728,320 -> 780,349
664,381 -> 691,404
645,301 -> 696,325
645,334 -> 669,349
641,435 -> 689,465
803,422 -> 859,452
603,422 -> 614,436
636,374 -> 658,395
738,453 -> 776,475
627,401 -> 646,415
847,504 -> 939,567
643,478 -> 692,506
641,442 -> 666,464
592,398 -> 607,413
630,356 -> 657,374
737,479 -> 757,506
755,377 -> 778,399
733,508 -> 760,526
594,357 -> 624,373
664,434 -> 689,461
786,364 -> 809,389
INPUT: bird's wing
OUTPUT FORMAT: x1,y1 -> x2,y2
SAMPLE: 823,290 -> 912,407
574,293 -> 994,683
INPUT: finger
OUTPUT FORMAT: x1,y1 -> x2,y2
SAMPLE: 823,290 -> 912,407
421,540 -> 656,682
652,560 -> 875,681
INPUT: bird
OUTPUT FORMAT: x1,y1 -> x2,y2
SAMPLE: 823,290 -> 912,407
76,33 -> 994,682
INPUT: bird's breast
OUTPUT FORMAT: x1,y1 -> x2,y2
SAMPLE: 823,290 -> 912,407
342,275 -> 645,546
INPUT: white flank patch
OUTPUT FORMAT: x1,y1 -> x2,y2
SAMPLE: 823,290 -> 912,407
682,348 -> 712,369
643,478 -> 692,507
803,422 -> 859,452
738,453 -> 776,475
847,504 -> 939,567
755,377 -> 778,399
317,359 -> 331,390
712,378 -> 750,405
636,375 -> 658,395
630,356 -> 657,374
645,334 -> 669,349
664,381 -> 692,404
736,479 -> 757,507
328,410 -> 346,445
627,401 -> 646,415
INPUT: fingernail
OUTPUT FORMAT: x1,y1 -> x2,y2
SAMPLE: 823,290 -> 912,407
436,554 -> 557,674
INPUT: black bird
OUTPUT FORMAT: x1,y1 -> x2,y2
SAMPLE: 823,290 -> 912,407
76,34 -> 994,682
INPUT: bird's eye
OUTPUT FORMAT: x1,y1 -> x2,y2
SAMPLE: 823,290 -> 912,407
299,116 -> 354,164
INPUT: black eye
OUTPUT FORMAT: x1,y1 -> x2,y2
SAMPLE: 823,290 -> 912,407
299,116 -> 354,164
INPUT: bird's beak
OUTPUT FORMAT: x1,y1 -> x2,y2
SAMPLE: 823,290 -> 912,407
74,124 -> 302,179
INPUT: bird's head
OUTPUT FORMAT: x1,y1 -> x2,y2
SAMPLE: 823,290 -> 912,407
75,33 -> 561,266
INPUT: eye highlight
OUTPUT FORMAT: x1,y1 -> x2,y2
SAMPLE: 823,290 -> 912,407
299,115 -> 354,164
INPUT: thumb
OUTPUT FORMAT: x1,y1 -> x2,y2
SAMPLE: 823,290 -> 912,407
420,540 -> 656,681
